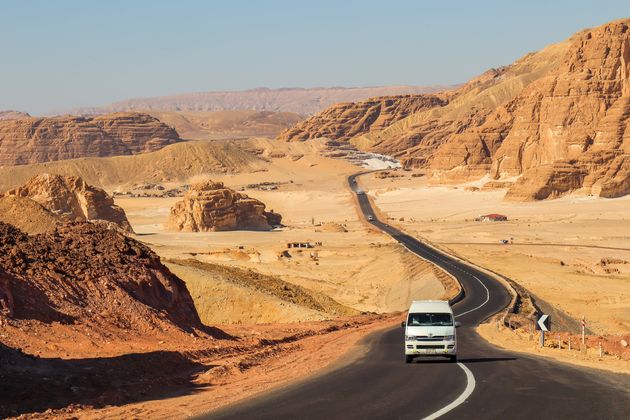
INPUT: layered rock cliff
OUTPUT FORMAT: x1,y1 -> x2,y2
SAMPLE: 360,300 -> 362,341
0,112 -> 181,166
278,95 -> 447,142
4,173 -> 132,232
280,18 -> 630,200
168,181 -> 282,231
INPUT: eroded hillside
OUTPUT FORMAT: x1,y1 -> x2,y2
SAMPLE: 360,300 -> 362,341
281,19 -> 630,200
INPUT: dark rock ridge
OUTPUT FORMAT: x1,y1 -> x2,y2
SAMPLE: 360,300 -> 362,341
0,222 -> 203,332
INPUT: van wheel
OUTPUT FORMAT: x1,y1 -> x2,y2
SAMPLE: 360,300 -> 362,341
448,355 -> 457,363
405,355 -> 413,364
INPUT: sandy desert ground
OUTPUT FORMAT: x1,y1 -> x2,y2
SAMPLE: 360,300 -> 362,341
113,147 -> 451,326
360,171 -> 630,336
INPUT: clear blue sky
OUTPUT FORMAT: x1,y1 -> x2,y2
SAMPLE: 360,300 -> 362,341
1,0 -> 628,115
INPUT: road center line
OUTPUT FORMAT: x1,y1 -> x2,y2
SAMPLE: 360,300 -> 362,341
353,175 -> 490,420
420,362 -> 476,420
456,275 -> 490,317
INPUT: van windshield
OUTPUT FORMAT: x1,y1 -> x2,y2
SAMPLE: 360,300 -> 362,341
407,313 -> 453,326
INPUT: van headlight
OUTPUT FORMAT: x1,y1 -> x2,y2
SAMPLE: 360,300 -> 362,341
405,335 -> 416,341
445,335 -> 455,341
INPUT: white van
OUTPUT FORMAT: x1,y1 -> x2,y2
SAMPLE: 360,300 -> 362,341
402,300 -> 460,363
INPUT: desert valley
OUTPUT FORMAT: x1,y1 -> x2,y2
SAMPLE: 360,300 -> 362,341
1,12 -> 629,420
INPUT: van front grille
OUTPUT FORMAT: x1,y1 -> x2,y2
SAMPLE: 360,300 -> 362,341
415,336 -> 445,341
416,345 -> 445,350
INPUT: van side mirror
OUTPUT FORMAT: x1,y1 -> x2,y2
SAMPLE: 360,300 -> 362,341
454,321 -> 461,328
401,321 -> 406,328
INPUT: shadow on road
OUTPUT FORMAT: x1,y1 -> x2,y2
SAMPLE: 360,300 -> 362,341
458,357 -> 517,363
409,356 -> 517,364
0,342 -> 213,418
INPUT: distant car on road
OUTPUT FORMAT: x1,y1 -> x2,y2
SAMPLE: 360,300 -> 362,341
402,300 -> 460,363
367,215 -> 374,221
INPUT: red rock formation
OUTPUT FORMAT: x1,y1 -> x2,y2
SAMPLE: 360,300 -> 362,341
168,181 -> 282,231
4,173 -> 132,232
0,112 -> 181,165
0,222 -> 202,331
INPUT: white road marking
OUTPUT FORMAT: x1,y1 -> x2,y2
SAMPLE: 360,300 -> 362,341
354,181 -> 488,419
456,275 -> 490,317
421,362 -> 476,420
418,276 -> 490,419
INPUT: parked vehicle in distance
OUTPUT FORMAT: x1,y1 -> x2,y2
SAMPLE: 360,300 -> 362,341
367,215 -> 374,221
402,300 -> 460,363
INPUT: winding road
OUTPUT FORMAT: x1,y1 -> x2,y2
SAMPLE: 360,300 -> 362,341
204,173 -> 630,420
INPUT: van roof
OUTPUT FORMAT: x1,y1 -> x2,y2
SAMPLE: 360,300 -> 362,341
408,300 -> 452,313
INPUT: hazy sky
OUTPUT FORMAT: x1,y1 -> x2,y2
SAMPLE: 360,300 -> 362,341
2,0 -> 628,115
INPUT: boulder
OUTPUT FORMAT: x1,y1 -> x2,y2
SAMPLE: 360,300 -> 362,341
168,181 -> 282,232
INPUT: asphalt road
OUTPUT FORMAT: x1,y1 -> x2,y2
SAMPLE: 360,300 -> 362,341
204,173 -> 630,420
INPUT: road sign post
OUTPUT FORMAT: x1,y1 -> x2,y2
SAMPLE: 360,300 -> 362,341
536,314 -> 551,348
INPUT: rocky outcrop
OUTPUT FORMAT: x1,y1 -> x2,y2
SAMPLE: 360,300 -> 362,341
481,19 -> 630,200
504,163 -> 588,200
4,174 -> 132,232
414,19 -> 630,199
0,222 -> 202,332
168,181 -> 281,232
278,95 -> 447,142
0,112 -> 181,166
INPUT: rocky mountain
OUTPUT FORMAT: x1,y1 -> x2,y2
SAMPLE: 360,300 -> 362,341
0,221 -> 203,332
0,112 -> 182,166
277,94 -> 447,142
0,111 -> 30,120
145,110 -> 303,139
71,86 -> 449,116
3,174 -> 132,232
168,180 -> 282,232
281,18 -> 630,200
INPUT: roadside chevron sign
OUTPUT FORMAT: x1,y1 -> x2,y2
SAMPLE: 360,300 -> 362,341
536,314 -> 551,332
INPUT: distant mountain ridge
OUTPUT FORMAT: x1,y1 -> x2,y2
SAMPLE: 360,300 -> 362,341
70,85 -> 452,116
0,111 -> 30,120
